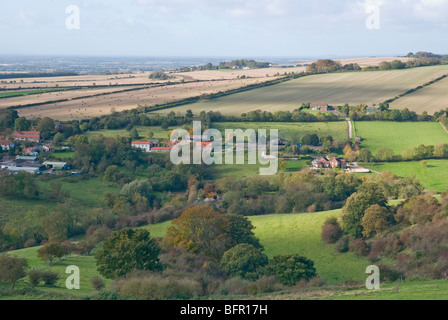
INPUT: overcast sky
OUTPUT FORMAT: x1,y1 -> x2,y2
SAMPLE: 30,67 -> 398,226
1,0 -> 448,58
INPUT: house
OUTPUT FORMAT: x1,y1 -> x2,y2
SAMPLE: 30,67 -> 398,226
196,142 -> 213,152
41,145 -> 53,153
310,103 -> 329,112
23,147 -> 39,156
312,157 -> 331,168
366,105 -> 381,114
10,130 -> 41,143
330,157 -> 347,169
132,140 -> 162,153
132,141 -> 151,153
0,139 -> 10,151
312,157 -> 347,169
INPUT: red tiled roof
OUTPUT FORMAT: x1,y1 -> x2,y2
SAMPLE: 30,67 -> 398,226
11,131 -> 41,140
0,140 -> 9,145
132,141 -> 151,145
151,147 -> 172,151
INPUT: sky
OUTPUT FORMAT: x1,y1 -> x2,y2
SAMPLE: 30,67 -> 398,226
1,0 -> 448,58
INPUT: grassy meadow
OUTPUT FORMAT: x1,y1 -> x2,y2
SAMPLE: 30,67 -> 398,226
143,210 -> 368,284
366,160 -> 448,192
354,121 -> 448,155
213,122 -> 349,143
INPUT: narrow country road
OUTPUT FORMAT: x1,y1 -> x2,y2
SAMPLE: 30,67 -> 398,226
346,118 -> 353,140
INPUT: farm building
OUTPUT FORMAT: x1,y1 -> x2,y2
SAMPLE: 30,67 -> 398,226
42,161 -> 70,170
10,130 -> 41,143
366,105 -> 381,114
16,155 -> 39,163
0,165 -> 41,175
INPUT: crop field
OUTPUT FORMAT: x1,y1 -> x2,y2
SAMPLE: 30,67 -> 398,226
366,160 -> 448,192
16,78 -> 269,121
391,76 -> 448,114
154,65 -> 448,116
0,86 -> 146,110
354,121 -> 448,155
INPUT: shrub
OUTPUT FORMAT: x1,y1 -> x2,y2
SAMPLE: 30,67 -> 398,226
218,277 -> 250,296
321,224 -> 342,244
267,254 -> 317,286
334,235 -> 350,253
24,239 -> 37,248
349,238 -> 369,257
27,270 -> 42,287
220,244 -> 268,281
90,275 -> 106,291
40,271 -> 59,286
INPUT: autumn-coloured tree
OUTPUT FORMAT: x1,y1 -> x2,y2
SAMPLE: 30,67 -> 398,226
165,205 -> 232,259
362,205 -> 393,238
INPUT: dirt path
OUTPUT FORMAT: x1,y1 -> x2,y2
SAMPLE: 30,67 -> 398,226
346,118 -> 353,140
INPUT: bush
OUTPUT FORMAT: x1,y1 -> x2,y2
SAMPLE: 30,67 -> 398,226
40,271 -> 59,286
112,273 -> 203,299
349,239 -> 369,257
321,224 -> 343,244
24,239 -> 37,248
90,275 -> 106,291
267,254 -> 317,286
218,277 -> 250,296
334,235 -> 350,253
28,270 -> 42,287
220,244 -> 268,281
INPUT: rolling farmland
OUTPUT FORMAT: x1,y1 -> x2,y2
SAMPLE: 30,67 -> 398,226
154,65 -> 448,116
354,121 -> 448,155
13,78 -> 269,120
390,75 -> 448,114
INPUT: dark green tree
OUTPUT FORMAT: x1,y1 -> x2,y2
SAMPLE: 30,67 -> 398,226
95,228 -> 161,279
220,244 -> 268,280
0,255 -> 28,289
267,254 -> 317,286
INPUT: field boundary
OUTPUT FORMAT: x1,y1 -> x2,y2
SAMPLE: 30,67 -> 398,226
384,73 -> 448,105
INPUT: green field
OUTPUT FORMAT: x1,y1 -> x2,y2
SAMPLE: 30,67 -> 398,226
144,210 -> 368,284
213,122 -> 349,143
0,89 -> 67,99
366,160 -> 448,192
6,246 -> 110,298
355,121 -> 448,155
153,66 -> 448,116
0,176 -> 119,219
85,125 -> 172,140
391,76 -> 448,115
